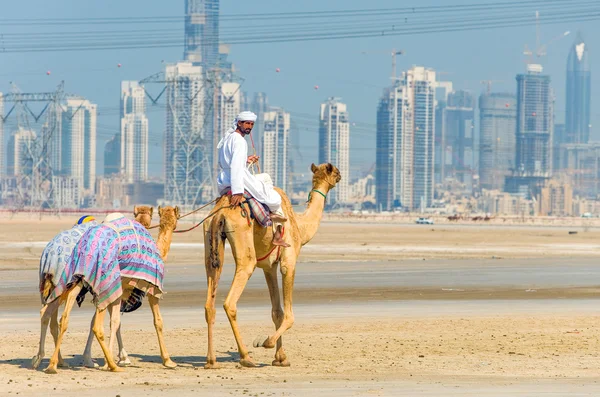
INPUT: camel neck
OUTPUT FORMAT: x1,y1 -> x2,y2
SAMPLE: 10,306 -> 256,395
297,181 -> 329,246
157,225 -> 175,262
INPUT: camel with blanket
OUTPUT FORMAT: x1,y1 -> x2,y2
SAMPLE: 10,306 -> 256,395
39,213 -> 170,374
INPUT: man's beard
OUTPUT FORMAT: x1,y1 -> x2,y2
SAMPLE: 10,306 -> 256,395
240,128 -> 252,136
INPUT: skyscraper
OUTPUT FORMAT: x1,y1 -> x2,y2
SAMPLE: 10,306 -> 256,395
262,107 -> 290,191
566,33 -> 591,144
7,127 -> 36,176
218,82 -> 241,138
251,92 -> 269,163
442,90 -> 475,189
434,99 -> 446,184
164,62 -> 210,205
376,66 -> 436,211
184,0 -> 219,67
319,97 -> 350,204
120,81 -> 148,183
104,134 -> 120,176
505,65 -> 553,197
479,93 -> 517,190
60,98 -> 97,193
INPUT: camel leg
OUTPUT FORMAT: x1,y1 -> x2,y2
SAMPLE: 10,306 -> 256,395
100,301 -> 122,370
44,284 -> 82,374
148,294 -> 176,368
204,223 -> 225,369
255,258 -> 296,351
92,303 -> 122,372
50,309 -> 69,368
224,265 -> 256,367
32,299 -> 60,369
262,267 -> 290,367
115,324 -> 131,366
83,312 -> 99,368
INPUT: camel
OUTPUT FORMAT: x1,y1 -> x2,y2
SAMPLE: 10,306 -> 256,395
134,205 -> 154,228
81,207 -> 179,369
203,162 -> 341,368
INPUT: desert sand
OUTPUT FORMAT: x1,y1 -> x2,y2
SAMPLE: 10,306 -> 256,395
1,219 -> 600,396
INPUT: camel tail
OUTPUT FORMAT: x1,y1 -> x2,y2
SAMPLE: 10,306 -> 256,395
40,274 -> 54,302
208,213 -> 226,269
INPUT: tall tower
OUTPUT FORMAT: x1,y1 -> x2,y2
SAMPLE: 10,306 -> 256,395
184,0 -> 219,67
218,82 -> 241,138
443,90 -> 475,190
319,97 -> 350,204
0,93 -> 3,177
120,81 -> 148,182
566,33 -> 591,144
376,66 -> 436,211
60,98 -> 97,193
515,67 -> 553,177
7,127 -> 36,176
262,107 -> 290,191
251,92 -> 269,162
479,93 -> 517,190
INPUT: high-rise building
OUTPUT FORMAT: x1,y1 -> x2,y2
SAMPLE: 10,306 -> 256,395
479,93 -> 517,190
60,98 -> 97,193
120,81 -> 149,183
442,90 -> 475,189
251,92 -> 269,163
434,99 -> 446,184
262,107 -> 290,191
319,97 -> 350,204
104,134 -> 120,176
164,62 -> 211,205
184,0 -> 219,67
553,123 -> 566,171
505,65 -> 553,198
376,66 -> 436,211
566,33 -> 591,144
7,127 -> 36,176
218,82 -> 241,138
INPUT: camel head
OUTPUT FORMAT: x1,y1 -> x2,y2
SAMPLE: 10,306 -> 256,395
158,205 -> 179,231
133,205 -> 154,229
310,163 -> 341,193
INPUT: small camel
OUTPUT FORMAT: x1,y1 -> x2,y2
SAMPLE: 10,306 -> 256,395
39,214 -> 168,374
134,205 -> 154,228
82,208 -> 179,369
203,162 -> 341,368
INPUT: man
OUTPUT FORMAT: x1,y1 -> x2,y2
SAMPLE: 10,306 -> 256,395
217,111 -> 290,247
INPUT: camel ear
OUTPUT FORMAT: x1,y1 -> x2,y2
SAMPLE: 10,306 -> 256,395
326,163 -> 334,173
133,205 -> 139,216
175,206 -> 180,219
149,207 -> 154,217
311,163 -> 318,173
158,205 -> 162,216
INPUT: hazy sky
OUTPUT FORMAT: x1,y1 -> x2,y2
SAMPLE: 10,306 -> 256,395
0,0 -> 597,181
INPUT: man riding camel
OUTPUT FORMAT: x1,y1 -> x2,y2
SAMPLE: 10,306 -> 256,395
217,111 -> 290,248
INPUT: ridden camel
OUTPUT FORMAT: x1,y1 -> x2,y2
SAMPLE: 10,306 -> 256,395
203,162 -> 341,368
38,214 -> 168,374
82,208 -> 179,369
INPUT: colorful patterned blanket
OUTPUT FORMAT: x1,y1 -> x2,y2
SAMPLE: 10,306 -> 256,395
48,217 -> 165,311
222,189 -> 273,227
39,221 -> 98,304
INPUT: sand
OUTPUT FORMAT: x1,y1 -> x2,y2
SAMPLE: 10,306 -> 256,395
1,219 -> 600,396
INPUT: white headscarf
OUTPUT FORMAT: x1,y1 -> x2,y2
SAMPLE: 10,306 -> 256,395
103,212 -> 125,223
226,111 -> 257,134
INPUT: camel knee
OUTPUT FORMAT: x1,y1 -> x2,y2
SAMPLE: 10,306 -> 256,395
153,317 -> 164,333
223,302 -> 237,321
271,308 -> 284,324
204,305 -> 216,323
283,313 -> 294,329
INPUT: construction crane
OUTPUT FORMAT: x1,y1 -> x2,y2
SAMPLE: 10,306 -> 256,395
480,80 -> 506,95
523,11 -> 570,65
361,48 -> 404,80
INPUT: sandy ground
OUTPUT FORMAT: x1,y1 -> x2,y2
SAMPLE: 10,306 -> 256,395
1,219 -> 600,396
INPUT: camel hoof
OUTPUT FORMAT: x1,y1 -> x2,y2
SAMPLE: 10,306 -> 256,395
252,335 -> 271,348
110,366 -> 124,373
239,358 -> 258,368
163,359 -> 177,369
58,360 -> 70,368
118,358 -> 131,367
83,357 -> 99,368
44,366 -> 58,374
31,355 -> 42,370
272,359 -> 291,367
204,362 -> 220,369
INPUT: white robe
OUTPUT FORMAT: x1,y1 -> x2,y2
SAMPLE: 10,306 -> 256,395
216,132 -> 282,212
